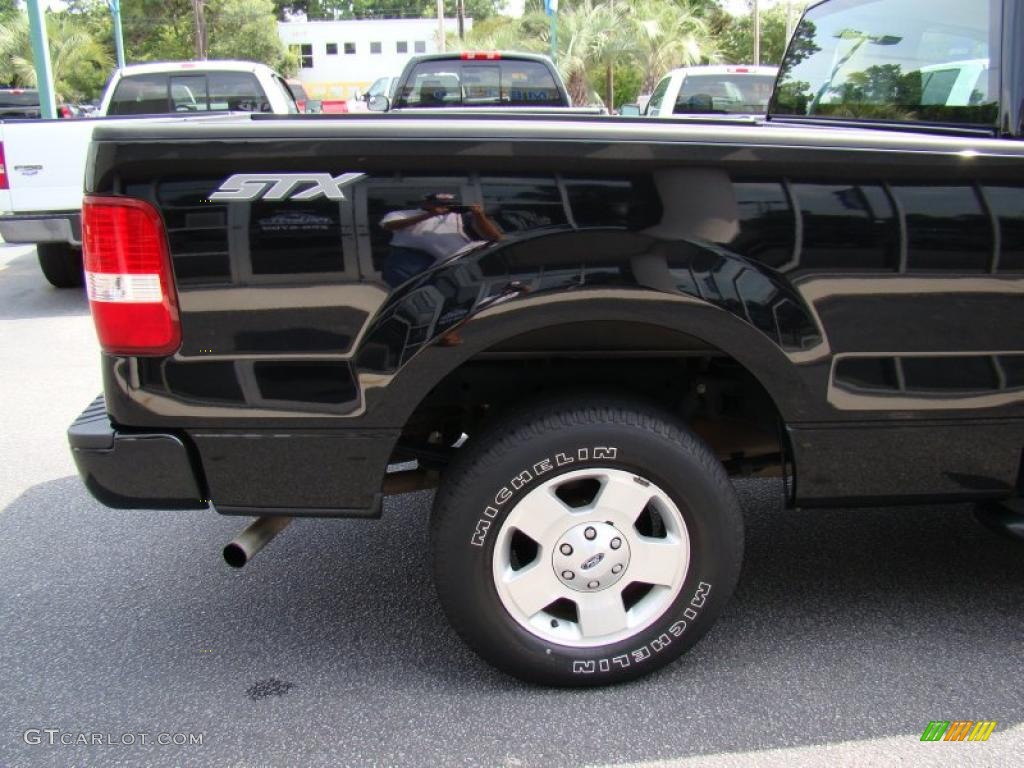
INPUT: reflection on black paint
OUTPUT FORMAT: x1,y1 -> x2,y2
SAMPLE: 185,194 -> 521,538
727,183 -> 795,269
250,202 -> 343,274
253,362 -> 357,405
984,186 -> 1024,271
795,184 -> 899,271
481,178 -> 567,233
835,355 -> 1024,395
150,360 -> 245,404
894,186 -> 992,271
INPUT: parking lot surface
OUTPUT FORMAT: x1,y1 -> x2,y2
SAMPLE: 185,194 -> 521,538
1,244 -> 1021,767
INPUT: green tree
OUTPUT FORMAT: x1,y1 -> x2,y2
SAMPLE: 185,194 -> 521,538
0,11 -> 113,100
632,0 -> 709,93
207,0 -> 291,71
712,1 -> 810,66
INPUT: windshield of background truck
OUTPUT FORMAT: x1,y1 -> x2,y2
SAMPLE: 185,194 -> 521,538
771,0 -> 999,127
396,60 -> 562,107
674,74 -> 776,114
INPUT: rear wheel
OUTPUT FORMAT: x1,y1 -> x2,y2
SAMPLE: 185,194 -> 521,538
430,397 -> 744,686
37,243 -> 83,288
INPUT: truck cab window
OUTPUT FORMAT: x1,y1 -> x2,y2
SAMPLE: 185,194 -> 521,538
108,74 -> 169,115
772,0 -> 1000,127
208,72 -> 271,112
170,75 -> 209,112
646,76 -> 671,116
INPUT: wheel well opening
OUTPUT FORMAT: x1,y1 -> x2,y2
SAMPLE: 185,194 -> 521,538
391,321 -> 790,481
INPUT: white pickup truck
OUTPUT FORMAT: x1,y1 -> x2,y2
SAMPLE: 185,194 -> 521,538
0,60 -> 297,287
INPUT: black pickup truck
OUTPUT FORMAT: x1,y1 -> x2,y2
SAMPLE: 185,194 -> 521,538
70,0 -> 1023,686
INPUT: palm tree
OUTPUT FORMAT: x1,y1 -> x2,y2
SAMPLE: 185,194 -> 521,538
632,0 -> 714,93
0,12 -> 113,102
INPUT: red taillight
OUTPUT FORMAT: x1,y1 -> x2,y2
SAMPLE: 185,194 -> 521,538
461,51 -> 501,60
82,196 -> 180,356
0,143 -> 7,190
728,67 -> 751,73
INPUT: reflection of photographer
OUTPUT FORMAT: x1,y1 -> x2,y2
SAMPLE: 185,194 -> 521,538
380,193 -> 502,287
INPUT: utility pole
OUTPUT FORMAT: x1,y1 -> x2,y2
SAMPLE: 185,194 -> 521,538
785,0 -> 797,41
457,0 -> 465,41
546,0 -> 558,63
752,0 -> 761,66
437,0 -> 445,53
108,0 -> 126,70
25,0 -> 56,119
192,0 -> 208,60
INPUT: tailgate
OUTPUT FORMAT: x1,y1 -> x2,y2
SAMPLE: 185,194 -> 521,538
0,118 -> 95,213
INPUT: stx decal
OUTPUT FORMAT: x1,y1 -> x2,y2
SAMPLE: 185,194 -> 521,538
210,172 -> 366,202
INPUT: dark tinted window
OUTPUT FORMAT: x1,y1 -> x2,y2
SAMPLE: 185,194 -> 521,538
108,74 -> 168,115
772,0 -> 999,126
396,59 -> 562,107
674,74 -> 775,114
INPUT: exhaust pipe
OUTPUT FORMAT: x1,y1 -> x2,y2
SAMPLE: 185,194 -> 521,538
223,516 -> 292,568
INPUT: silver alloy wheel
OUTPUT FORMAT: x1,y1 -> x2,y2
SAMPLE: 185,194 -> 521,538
492,468 -> 691,648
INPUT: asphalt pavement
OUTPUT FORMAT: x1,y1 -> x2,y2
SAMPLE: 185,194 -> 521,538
0,244 -> 1021,768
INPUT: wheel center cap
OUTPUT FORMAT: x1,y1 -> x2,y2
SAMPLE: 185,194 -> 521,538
552,521 -> 631,592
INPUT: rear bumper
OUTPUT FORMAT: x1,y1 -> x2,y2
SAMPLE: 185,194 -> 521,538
67,396 -> 206,510
0,212 -> 81,245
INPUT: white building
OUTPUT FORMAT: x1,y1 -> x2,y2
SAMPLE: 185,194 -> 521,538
278,18 -> 472,101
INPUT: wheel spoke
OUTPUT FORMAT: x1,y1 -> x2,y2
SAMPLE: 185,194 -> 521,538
506,487 -> 572,543
501,562 -> 565,618
628,536 -> 683,587
592,472 -> 654,527
576,588 -> 630,638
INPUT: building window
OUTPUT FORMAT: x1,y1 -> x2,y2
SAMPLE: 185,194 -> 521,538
326,43 -> 338,55
291,44 -> 313,69
414,41 -> 426,54
370,42 -> 382,55
344,42 -> 356,55
397,41 -> 408,54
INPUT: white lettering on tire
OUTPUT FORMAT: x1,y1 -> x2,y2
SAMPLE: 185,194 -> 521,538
469,447 -> 618,547
570,582 -> 713,674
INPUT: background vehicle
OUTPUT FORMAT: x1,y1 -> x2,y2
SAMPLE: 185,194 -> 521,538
69,0 -> 1024,687
0,61 -> 298,288
347,75 -> 398,113
370,52 -> 581,112
0,87 -> 79,120
642,65 -> 778,117
285,78 -> 321,113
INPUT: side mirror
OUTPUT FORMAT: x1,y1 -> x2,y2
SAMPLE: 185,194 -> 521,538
368,94 -> 391,112
619,103 -> 641,116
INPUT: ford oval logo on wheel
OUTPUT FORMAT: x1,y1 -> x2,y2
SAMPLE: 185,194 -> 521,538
580,553 -> 604,570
